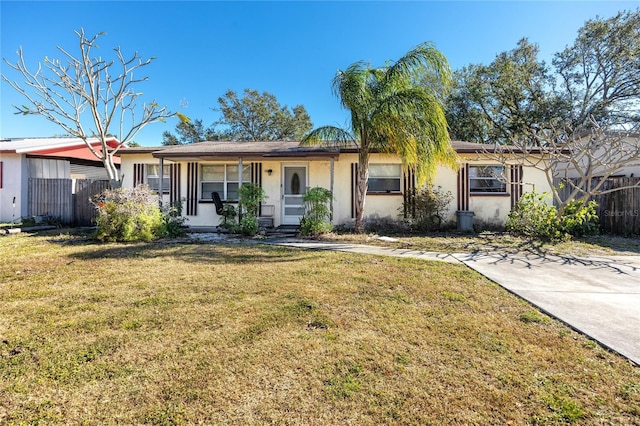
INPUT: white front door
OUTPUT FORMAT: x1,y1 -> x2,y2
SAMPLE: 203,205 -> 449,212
282,165 -> 307,225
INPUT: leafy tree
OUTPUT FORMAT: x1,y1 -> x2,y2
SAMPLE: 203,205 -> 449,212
300,187 -> 333,236
553,9 -> 640,128
162,118 -> 216,145
162,89 -> 313,143
2,29 -> 174,186
448,10 -> 640,144
214,89 -> 313,141
446,39 -> 565,145
303,42 -> 457,233
448,10 -> 640,216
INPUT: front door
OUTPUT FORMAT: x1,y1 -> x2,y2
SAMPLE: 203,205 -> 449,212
282,165 -> 307,225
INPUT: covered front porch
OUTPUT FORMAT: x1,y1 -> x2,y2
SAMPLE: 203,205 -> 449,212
147,141 -> 340,229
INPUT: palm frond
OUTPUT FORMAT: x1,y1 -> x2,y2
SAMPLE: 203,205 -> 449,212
332,62 -> 372,113
301,125 -> 356,148
384,42 -> 452,93
369,87 -> 457,182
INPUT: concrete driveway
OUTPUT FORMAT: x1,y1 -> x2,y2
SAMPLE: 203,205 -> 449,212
266,238 -> 640,365
454,251 -> 640,365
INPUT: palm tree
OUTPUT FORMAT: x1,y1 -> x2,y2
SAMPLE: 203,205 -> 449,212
302,42 -> 458,233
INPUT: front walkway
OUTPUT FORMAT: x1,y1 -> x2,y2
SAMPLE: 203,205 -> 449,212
262,237 -> 640,366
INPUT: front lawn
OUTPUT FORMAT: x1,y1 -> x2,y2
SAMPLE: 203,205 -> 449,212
1,230 -> 638,424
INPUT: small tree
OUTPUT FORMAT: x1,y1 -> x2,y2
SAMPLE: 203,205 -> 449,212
2,29 -> 174,187
486,120 -> 640,215
237,183 -> 267,236
300,187 -> 333,236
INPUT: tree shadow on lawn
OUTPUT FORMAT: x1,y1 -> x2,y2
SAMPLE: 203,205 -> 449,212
426,232 -> 640,275
45,231 -> 318,266
405,231 -> 640,256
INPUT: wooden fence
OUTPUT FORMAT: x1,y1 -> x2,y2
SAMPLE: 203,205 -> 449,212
28,178 -> 110,226
74,179 -> 111,226
555,177 -> 640,235
28,178 -> 73,224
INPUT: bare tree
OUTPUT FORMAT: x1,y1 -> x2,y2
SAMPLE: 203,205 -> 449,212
2,29 -> 174,186
486,119 -> 640,215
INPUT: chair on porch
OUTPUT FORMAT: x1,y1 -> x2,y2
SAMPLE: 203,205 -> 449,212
211,191 -> 225,215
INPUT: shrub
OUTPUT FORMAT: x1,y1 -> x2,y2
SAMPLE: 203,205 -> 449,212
92,185 -> 166,242
506,191 -> 599,241
402,186 -> 453,232
217,183 -> 266,236
218,204 -> 238,232
559,199 -> 599,237
216,184 -> 266,236
506,192 -> 560,240
238,183 -> 266,235
300,187 -> 333,236
162,199 -> 187,238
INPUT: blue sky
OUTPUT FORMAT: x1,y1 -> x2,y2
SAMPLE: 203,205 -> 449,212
1,0 -> 638,146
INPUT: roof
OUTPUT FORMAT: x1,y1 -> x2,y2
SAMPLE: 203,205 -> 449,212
0,137 -> 122,164
117,140 -> 500,159
450,140 -> 501,153
0,137 -> 120,153
120,141 -> 341,160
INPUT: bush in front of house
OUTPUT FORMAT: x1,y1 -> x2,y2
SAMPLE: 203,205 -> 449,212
216,184 -> 266,236
162,199 -> 188,238
93,185 -> 166,242
506,191 -> 599,241
559,198 -> 599,237
300,187 -> 333,237
401,186 -> 453,232
218,204 -> 238,233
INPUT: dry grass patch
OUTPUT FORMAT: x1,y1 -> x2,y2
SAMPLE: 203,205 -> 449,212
1,230 -> 639,425
319,231 -> 640,257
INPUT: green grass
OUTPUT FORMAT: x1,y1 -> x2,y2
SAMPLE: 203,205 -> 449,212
1,229 -> 639,425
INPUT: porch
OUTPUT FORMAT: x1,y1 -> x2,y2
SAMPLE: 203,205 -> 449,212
145,141 -> 340,229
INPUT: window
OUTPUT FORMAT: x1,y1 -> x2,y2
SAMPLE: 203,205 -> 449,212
368,164 -> 401,193
201,164 -> 251,201
146,164 -> 170,193
469,165 -> 507,194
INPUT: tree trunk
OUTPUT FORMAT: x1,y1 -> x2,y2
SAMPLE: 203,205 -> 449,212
354,151 -> 370,233
103,153 -> 121,189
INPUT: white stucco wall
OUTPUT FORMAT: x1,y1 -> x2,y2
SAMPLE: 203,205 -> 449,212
557,136 -> 640,179
458,155 -> 552,227
118,151 -> 553,229
331,153 -> 406,226
0,154 -> 28,223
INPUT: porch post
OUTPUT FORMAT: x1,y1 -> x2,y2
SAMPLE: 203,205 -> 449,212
158,157 -> 164,207
238,157 -> 243,220
330,156 -> 335,222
